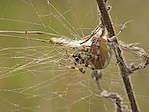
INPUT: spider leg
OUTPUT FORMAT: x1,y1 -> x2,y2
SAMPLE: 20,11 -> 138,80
61,48 -> 98,74
60,63 -> 86,74
63,49 -> 75,63
80,24 -> 103,44
63,49 -> 85,66
63,48 -> 89,66
61,49 -> 88,74
61,49 -> 97,74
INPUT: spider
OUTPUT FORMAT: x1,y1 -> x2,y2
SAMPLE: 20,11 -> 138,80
60,23 -> 112,84
59,0 -> 114,84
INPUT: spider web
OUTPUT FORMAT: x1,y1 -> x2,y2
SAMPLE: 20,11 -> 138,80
0,0 -> 149,112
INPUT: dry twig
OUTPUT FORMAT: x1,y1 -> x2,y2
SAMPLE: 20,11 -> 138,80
95,0 -> 149,112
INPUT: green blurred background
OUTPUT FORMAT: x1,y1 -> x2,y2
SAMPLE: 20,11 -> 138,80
0,0 -> 149,112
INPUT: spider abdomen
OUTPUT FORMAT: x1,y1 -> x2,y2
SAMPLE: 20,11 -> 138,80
90,37 -> 112,69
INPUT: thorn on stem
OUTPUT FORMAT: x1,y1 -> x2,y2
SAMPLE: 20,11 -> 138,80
25,29 -> 28,39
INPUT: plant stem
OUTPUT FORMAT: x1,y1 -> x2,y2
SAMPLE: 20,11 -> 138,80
96,0 -> 139,112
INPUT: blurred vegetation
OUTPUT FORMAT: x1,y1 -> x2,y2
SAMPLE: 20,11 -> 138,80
0,0 -> 149,112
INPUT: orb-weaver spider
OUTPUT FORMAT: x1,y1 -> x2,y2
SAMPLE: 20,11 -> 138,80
60,23 -> 112,84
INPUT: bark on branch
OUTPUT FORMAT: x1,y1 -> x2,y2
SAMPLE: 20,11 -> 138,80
96,0 -> 140,112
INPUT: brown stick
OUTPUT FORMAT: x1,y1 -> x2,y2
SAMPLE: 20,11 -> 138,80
0,31 -> 68,38
0,34 -> 49,43
96,0 -> 139,112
